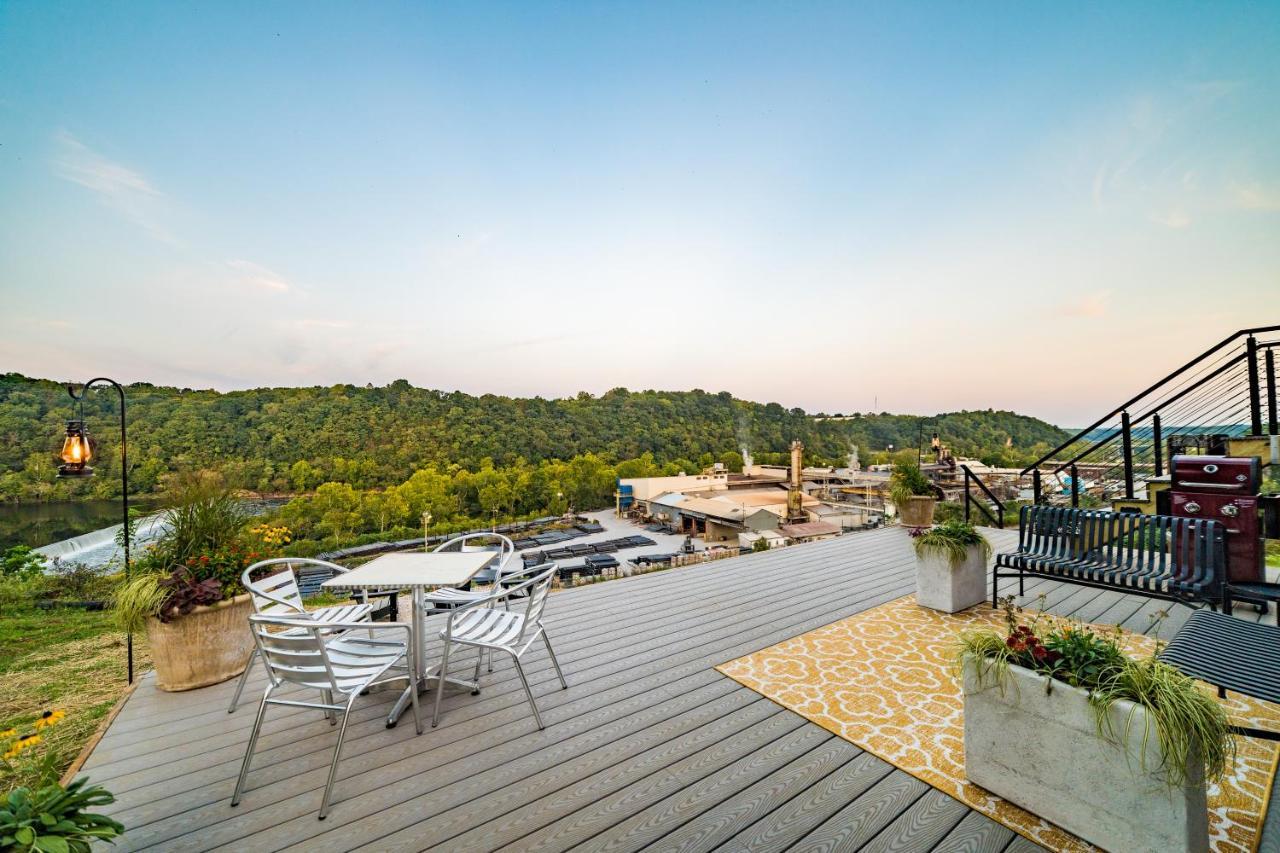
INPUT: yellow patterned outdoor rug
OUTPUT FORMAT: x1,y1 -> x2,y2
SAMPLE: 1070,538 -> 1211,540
716,596 -> 1280,852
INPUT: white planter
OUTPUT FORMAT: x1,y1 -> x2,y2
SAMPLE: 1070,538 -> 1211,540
962,659 -> 1207,853
915,543 -> 986,613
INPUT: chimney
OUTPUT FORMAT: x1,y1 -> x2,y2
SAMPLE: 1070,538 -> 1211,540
790,440 -> 804,490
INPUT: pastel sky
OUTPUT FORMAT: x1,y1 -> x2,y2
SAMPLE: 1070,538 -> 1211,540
1,2 -> 1278,426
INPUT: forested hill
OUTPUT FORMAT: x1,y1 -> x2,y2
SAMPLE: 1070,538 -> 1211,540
0,373 -> 1067,500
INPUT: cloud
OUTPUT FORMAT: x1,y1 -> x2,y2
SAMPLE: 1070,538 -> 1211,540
1230,182 -> 1280,212
294,318 -> 350,329
50,130 -> 175,243
226,259 -> 292,293
1152,206 -> 1191,228
1058,290 -> 1111,318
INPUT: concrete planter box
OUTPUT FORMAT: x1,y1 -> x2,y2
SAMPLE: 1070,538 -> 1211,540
897,496 -> 936,528
147,593 -> 254,692
962,659 -> 1207,853
915,543 -> 986,613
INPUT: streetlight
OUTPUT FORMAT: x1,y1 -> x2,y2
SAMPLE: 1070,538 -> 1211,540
56,378 -> 132,683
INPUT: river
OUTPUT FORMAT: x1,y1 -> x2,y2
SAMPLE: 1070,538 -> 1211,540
0,499 -> 285,570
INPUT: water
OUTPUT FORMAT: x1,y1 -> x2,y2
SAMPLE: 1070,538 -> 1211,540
0,500 -> 159,552
0,498 -> 285,571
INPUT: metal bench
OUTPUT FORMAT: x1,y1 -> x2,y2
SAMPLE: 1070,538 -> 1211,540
993,506 -> 1226,609
1158,609 -> 1279,741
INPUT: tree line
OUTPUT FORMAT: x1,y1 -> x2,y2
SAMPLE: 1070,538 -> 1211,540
0,373 -> 1068,503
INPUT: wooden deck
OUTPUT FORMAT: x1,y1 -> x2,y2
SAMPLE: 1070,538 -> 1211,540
81,526 -> 1278,852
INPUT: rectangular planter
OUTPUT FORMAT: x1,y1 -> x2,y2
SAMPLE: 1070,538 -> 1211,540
915,543 -> 986,613
962,659 -> 1207,853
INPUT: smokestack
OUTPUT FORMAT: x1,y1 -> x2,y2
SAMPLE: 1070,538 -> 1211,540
790,440 -> 803,490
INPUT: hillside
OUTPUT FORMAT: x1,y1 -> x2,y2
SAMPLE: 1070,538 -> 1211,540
0,374 -> 1067,501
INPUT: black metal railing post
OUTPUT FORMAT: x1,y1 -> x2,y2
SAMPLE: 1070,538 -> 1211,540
963,467 -> 972,524
1121,410 -> 1135,499
1070,463 -> 1079,508
1267,347 -> 1277,436
1032,469 -> 1042,505
1247,336 -> 1263,436
1152,413 -> 1163,477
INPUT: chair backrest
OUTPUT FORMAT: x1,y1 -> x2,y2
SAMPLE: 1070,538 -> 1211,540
433,533 -> 514,582
505,564 -> 557,645
241,557 -> 348,617
248,614 -> 376,695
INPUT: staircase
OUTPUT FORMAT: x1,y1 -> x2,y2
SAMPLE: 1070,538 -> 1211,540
1019,325 -> 1279,521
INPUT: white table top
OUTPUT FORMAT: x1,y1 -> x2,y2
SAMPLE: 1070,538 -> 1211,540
321,551 -> 496,589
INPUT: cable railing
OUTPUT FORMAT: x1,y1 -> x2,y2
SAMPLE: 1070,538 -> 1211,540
1021,325 -> 1280,506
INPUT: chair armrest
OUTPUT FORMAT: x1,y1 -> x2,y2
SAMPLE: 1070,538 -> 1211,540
497,561 -> 555,585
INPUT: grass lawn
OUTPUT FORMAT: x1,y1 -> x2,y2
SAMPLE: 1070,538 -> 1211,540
0,604 -> 145,791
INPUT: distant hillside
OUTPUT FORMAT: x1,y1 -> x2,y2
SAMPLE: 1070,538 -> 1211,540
0,374 -> 1067,501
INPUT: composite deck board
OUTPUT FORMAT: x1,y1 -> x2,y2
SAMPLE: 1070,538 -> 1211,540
858,786 -> 972,852
931,810 -> 1016,852
80,524 -> 1275,853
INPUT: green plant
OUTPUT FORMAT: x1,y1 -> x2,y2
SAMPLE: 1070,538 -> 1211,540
42,562 -> 113,603
0,777 -> 124,852
154,478 -> 249,567
751,537 -> 770,552
957,598 -> 1234,787
889,462 -> 934,507
1,547 -> 46,581
912,521 -> 991,566
110,572 -> 166,634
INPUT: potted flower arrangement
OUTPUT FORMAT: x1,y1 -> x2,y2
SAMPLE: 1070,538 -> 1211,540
890,461 -> 936,528
956,600 -> 1233,853
912,521 -> 990,613
112,478 -> 291,691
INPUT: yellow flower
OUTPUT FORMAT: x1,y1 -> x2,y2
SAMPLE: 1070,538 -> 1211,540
0,728 -> 16,739
33,710 -> 65,730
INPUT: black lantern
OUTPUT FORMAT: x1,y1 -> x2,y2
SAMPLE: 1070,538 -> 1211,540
58,419 -> 95,477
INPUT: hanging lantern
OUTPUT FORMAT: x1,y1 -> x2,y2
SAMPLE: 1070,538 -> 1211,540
58,419 -> 95,478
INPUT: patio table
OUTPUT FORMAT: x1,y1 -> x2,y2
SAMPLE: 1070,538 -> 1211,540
322,550 -> 497,727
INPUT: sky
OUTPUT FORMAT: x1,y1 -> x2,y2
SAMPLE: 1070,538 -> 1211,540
1,2 -> 1278,426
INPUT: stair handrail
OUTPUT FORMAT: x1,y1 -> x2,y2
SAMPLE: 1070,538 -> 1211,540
961,465 -> 1005,529
1020,324 -> 1280,477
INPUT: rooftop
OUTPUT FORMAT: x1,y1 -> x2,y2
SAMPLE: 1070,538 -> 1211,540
80,527 -> 1278,851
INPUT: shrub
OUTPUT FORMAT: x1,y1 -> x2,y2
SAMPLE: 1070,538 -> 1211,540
1,547 -> 45,581
751,537 -> 771,552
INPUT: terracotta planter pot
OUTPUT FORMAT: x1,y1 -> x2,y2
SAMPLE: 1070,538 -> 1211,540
146,593 -> 254,692
897,496 -> 936,528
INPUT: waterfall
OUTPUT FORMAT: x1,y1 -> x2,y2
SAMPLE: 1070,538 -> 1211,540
35,512 -> 170,571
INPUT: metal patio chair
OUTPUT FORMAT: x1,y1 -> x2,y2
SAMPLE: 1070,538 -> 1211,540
431,564 -> 567,730
227,558 -> 384,713
420,532 -> 515,610
231,614 -> 420,819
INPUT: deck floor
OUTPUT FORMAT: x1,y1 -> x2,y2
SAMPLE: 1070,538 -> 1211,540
81,526 -> 1277,852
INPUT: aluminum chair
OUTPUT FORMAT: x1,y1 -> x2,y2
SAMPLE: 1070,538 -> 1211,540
432,564 -> 566,730
228,558 -> 381,713
421,533 -> 515,610
231,615 -> 420,819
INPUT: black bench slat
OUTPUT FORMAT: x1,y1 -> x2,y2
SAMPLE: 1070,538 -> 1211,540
993,506 -> 1224,609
